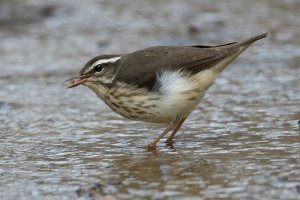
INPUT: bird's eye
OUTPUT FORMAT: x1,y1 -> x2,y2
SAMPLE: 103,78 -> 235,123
94,64 -> 103,72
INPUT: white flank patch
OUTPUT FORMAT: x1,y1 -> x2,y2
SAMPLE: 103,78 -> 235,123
155,70 -> 199,119
92,56 -> 121,68
148,69 -> 220,122
157,70 -> 195,95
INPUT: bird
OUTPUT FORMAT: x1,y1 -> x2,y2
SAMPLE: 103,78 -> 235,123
67,33 -> 267,149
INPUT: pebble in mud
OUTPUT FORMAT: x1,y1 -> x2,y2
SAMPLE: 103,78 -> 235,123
296,185 -> 300,193
76,182 -> 120,200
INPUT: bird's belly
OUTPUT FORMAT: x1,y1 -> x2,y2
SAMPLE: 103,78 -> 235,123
102,69 -> 217,123
139,92 -> 203,123
104,89 -> 203,124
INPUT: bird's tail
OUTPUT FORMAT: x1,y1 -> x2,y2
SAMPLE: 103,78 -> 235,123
212,33 -> 267,73
240,33 -> 268,47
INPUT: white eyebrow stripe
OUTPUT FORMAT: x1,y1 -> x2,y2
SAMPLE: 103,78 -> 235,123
91,56 -> 121,68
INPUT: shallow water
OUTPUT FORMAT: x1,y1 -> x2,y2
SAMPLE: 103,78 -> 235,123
1,0 -> 300,199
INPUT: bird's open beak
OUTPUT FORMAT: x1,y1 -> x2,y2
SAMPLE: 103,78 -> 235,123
66,74 -> 91,88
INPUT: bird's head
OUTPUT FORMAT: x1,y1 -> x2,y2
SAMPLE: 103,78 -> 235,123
67,55 -> 121,93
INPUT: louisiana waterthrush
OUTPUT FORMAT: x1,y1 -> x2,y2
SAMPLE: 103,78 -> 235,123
67,33 -> 267,148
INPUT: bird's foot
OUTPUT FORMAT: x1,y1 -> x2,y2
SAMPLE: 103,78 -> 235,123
165,138 -> 175,146
145,144 -> 157,152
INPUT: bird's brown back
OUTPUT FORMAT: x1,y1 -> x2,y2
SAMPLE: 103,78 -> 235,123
115,43 -> 240,90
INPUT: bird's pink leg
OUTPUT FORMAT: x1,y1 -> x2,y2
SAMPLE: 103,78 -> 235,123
147,118 -> 180,148
165,117 -> 187,145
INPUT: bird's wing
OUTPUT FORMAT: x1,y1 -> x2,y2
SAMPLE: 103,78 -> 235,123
115,43 -> 239,90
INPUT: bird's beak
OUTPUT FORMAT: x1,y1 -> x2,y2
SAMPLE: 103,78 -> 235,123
66,74 -> 91,88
